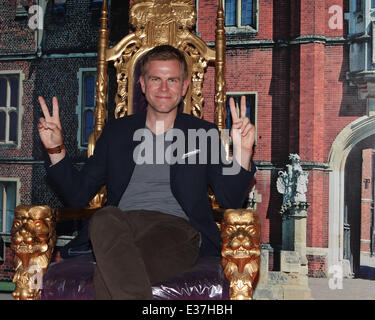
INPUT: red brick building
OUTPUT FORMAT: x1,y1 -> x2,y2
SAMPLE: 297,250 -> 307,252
197,0 -> 374,277
0,0 -> 374,292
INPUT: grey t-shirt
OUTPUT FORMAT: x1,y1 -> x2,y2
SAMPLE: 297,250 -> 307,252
117,128 -> 189,221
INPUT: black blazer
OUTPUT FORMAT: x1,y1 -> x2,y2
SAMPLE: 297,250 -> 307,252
47,111 -> 256,256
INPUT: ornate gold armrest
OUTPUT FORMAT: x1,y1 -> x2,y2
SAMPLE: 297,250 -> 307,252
221,209 -> 261,300
10,205 -> 57,300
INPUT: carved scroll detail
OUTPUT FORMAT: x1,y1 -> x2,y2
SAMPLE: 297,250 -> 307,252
181,41 -> 208,118
114,40 -> 142,118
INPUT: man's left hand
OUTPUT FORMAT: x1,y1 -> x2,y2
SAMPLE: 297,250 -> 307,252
229,96 -> 255,171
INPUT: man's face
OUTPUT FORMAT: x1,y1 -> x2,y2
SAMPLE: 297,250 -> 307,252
140,59 -> 189,116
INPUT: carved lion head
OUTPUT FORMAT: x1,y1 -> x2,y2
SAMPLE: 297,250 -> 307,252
221,209 -> 261,300
10,205 -> 56,267
10,205 -> 56,300
221,209 -> 260,261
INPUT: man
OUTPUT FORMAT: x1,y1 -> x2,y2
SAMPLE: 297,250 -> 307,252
38,45 -> 256,299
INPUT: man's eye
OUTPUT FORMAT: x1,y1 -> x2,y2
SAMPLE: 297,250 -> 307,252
169,79 -> 178,83
151,77 -> 160,82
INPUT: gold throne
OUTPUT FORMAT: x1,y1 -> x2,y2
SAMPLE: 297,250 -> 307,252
10,0 -> 260,300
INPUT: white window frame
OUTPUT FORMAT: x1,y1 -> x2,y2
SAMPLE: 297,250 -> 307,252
76,68 -> 97,150
195,0 -> 201,36
0,178 -> 20,234
0,71 -> 24,148
226,91 -> 258,145
223,0 -> 259,33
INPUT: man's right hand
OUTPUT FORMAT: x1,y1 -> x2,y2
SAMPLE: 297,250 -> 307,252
38,96 -> 66,164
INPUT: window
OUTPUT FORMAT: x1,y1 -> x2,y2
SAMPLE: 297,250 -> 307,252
15,2 -> 28,19
194,0 -> 200,35
53,0 -> 67,15
356,0 -> 362,11
90,0 -> 103,16
225,93 -> 257,144
372,0 -> 375,9
224,0 -> 257,30
76,69 -> 96,148
0,74 -> 20,145
91,0 -> 103,9
0,181 -> 17,233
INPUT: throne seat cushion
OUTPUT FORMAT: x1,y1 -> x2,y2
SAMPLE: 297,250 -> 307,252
41,254 -> 96,300
41,254 -> 229,300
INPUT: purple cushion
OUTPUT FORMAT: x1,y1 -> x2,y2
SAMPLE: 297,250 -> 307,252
42,254 -> 95,300
152,256 -> 229,300
41,254 -> 229,300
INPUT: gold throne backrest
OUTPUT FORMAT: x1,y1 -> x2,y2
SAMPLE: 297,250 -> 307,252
110,0 -> 216,119
89,0 -> 226,152
87,0 -> 227,207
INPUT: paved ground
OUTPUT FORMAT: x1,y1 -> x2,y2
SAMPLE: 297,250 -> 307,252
308,265 -> 375,300
0,292 -> 12,300
309,267 -> 375,300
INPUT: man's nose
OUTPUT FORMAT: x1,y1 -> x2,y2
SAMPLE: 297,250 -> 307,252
160,80 -> 168,91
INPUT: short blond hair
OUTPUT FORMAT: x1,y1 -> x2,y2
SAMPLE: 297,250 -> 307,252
140,45 -> 188,80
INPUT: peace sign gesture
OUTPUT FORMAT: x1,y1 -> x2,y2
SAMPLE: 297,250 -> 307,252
229,96 -> 255,170
37,96 -> 65,162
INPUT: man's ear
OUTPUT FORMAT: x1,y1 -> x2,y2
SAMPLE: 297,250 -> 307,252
140,76 -> 146,94
182,78 -> 189,96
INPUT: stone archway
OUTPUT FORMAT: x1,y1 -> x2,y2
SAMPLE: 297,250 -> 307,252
327,115 -> 375,277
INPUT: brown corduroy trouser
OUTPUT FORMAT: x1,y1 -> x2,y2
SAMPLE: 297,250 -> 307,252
88,206 -> 200,300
